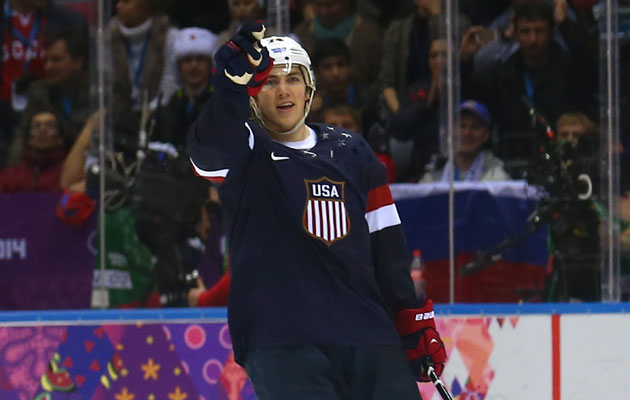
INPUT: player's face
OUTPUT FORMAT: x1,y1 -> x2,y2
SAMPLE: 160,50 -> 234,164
459,112 -> 489,154
256,65 -> 310,133
179,55 -> 211,89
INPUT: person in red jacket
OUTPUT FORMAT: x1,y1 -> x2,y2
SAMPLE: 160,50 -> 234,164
0,107 -> 67,192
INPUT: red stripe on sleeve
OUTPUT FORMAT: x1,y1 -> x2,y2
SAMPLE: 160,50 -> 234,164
191,168 -> 226,184
366,184 -> 394,213
205,177 -> 225,184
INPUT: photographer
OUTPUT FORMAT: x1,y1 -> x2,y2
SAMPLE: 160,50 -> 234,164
531,112 -> 601,301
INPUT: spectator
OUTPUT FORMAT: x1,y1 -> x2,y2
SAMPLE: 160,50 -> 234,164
293,0 -> 383,85
0,0 -> 87,166
322,104 -> 362,133
487,0 -> 576,45
468,1 -> 594,160
188,186 -> 230,308
166,0 -> 230,33
471,0 -> 592,90
556,111 -> 597,145
324,105 -> 398,183
379,0 -> 470,117
308,38 -> 369,123
217,0 -> 266,47
0,107 -> 68,192
387,37 -> 446,182
420,100 -> 510,183
108,0 -> 179,113
460,0 -> 510,26
59,110 -> 99,192
6,30 -> 90,166
155,27 -> 217,148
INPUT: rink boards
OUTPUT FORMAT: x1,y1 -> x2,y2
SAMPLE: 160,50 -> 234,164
0,303 -> 628,400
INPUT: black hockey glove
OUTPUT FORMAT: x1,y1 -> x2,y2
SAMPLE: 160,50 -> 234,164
213,21 -> 273,96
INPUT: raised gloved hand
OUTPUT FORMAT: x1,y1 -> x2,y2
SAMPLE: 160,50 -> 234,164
394,299 -> 447,382
213,21 -> 273,96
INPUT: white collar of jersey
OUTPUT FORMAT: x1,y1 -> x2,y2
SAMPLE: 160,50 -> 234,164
273,126 -> 317,150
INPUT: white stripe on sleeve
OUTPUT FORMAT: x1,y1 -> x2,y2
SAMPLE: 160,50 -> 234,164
364,203 -> 401,233
190,158 -> 229,179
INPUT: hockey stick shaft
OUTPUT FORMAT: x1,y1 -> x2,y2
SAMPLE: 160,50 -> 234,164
421,356 -> 454,400
427,365 -> 453,400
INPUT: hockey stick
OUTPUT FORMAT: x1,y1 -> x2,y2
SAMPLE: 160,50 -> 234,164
421,357 -> 454,400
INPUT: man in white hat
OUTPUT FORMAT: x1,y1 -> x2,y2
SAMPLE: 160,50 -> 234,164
158,27 -> 218,147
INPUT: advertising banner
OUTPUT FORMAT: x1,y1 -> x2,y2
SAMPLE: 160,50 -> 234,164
1,305 -> 629,400
0,193 -> 96,310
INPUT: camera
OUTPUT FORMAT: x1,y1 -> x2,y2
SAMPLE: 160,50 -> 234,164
86,132 -> 210,307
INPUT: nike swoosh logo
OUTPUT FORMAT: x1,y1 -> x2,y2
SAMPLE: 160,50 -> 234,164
271,152 -> 289,161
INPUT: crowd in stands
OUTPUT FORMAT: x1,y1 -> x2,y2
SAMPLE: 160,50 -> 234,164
2,0 -> 628,305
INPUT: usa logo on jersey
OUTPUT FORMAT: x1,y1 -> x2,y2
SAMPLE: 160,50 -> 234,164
303,177 -> 350,245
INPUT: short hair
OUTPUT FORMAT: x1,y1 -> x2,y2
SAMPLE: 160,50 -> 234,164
322,105 -> 362,130
312,38 -> 351,70
44,30 -> 89,62
514,1 -> 555,30
556,112 -> 597,135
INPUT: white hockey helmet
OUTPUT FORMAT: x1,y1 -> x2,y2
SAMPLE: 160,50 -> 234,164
261,35 -> 316,92
251,36 -> 316,136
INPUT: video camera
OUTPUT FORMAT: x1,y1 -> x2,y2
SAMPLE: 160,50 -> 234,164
462,100 -> 601,298
519,98 -> 600,255
86,107 -> 211,307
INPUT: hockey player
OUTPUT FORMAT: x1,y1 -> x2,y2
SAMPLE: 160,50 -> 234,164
187,22 -> 447,399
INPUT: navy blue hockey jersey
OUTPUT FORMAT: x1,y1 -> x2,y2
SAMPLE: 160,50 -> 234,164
187,82 -> 420,365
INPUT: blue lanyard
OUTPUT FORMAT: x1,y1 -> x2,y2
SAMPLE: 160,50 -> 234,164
4,1 -> 42,72
524,74 -> 535,105
323,84 -> 355,107
123,31 -> 151,91
60,96 -> 73,117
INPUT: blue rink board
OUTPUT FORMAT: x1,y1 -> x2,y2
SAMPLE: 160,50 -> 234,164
0,303 -> 629,324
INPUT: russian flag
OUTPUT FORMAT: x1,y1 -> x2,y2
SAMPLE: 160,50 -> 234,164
392,181 -> 549,303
